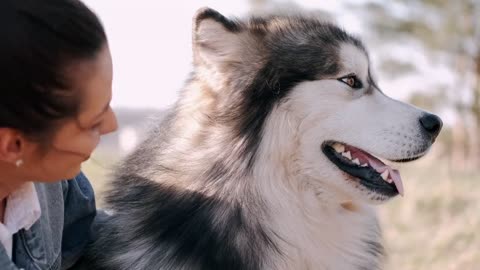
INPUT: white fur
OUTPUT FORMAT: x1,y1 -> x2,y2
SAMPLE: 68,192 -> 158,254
247,44 -> 432,269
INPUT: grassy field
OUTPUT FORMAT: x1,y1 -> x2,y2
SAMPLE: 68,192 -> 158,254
379,159 -> 480,270
83,153 -> 480,270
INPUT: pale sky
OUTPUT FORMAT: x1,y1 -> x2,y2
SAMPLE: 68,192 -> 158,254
82,0 -> 251,109
83,0 -> 457,125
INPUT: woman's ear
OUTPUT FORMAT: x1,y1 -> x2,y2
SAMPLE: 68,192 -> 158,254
0,128 -> 24,164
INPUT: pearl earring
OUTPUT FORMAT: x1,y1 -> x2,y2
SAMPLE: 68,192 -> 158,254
15,159 -> 24,167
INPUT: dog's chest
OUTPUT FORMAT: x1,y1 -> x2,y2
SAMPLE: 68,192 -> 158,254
269,209 -> 384,270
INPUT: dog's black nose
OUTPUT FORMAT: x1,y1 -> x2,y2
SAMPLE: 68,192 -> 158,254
419,113 -> 443,139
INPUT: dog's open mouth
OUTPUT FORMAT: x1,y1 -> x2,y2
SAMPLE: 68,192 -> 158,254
322,141 -> 406,197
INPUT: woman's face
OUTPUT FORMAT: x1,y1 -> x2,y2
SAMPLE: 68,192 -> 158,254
23,45 -> 118,181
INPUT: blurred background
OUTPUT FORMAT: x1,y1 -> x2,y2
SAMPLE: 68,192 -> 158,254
80,0 -> 480,269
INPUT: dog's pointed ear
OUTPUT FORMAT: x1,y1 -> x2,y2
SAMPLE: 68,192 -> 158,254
192,7 -> 243,66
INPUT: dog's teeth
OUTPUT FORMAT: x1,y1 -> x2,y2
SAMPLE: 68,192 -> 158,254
332,143 -> 345,153
352,158 -> 360,165
361,163 -> 368,167
342,151 -> 352,160
380,170 -> 389,181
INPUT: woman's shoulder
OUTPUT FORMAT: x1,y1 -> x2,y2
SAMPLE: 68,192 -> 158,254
32,172 -> 96,232
33,173 -> 97,236
14,172 -> 98,269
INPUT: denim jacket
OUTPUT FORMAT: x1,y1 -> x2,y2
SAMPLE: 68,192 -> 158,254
0,172 -> 98,270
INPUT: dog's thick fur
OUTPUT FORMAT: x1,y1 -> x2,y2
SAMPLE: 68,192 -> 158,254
86,8 -> 441,270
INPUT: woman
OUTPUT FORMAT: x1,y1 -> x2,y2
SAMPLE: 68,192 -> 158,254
0,0 -> 117,269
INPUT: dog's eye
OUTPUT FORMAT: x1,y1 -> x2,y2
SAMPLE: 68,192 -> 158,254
338,75 -> 363,89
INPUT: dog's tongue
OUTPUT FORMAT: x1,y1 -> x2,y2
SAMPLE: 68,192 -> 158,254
349,147 -> 404,196
390,169 -> 404,196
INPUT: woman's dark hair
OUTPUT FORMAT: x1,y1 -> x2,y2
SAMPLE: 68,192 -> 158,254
0,0 -> 107,140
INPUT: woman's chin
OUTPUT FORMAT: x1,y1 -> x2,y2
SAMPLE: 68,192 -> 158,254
41,165 -> 82,182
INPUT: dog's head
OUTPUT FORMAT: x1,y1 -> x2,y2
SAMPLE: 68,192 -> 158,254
190,8 -> 442,204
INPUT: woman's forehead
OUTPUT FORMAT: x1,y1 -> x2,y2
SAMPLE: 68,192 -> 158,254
71,46 -> 113,125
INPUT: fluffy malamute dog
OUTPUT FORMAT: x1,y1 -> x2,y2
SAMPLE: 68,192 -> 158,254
87,8 -> 442,270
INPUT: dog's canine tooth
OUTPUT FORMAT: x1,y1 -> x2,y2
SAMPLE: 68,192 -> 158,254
342,151 -> 352,160
333,143 -> 345,153
352,158 -> 360,165
380,170 -> 389,181
360,163 -> 368,167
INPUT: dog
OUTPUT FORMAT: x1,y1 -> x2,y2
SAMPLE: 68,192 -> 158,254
85,7 -> 442,270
